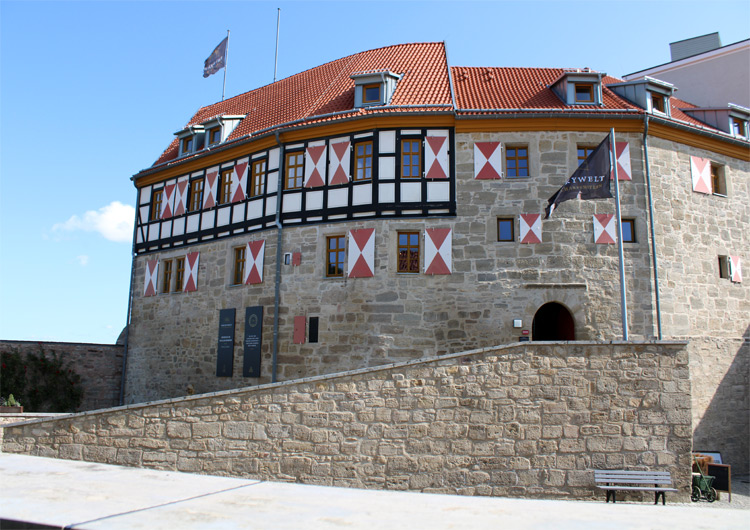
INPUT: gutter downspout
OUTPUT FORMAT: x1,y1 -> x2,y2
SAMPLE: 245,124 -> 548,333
271,131 -> 285,383
119,190 -> 140,405
642,115 -> 663,339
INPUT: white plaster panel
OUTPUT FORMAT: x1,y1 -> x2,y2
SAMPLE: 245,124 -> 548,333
354,132 -> 373,139
307,139 -> 326,148
139,206 -> 150,223
266,196 -> 277,214
217,206 -> 231,226
401,130 -> 421,136
379,156 -> 395,180
267,170 -> 279,194
328,188 -> 349,208
252,151 -> 267,160
186,214 -> 200,233
268,148 -> 280,170
379,131 -> 396,153
379,183 -> 395,203
147,225 -> 159,241
172,217 -> 185,236
287,143 -> 304,150
283,193 -> 302,213
426,129 -> 449,137
306,190 -> 324,211
427,181 -> 450,202
201,210 -> 215,231
247,199 -> 264,220
353,183 -> 372,206
232,204 -> 245,221
160,220 -> 172,239
136,230 -> 143,244
401,182 -> 422,202
139,186 -> 151,205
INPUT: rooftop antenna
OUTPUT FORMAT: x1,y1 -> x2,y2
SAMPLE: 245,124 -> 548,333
274,8 -> 280,82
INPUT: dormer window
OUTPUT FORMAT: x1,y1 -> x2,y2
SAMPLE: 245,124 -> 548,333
181,136 -> 194,154
350,70 -> 401,109
208,126 -> 222,146
731,117 -> 748,138
650,92 -> 666,114
608,76 -> 674,118
575,84 -> 594,103
174,115 -> 244,157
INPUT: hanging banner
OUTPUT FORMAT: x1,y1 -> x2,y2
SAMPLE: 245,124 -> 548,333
243,306 -> 263,377
216,308 -> 235,377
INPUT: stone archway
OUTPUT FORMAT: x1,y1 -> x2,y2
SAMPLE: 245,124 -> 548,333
532,302 -> 575,341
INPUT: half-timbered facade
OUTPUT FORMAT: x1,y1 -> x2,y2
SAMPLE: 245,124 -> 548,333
125,42 -> 748,469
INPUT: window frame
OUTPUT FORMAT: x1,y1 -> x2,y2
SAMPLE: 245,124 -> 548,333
505,145 -> 529,178
233,246 -> 246,285
400,139 -> 421,179
188,178 -> 204,212
397,231 -> 420,274
711,163 -> 727,196
326,235 -> 346,278
161,259 -> 173,294
150,189 -> 163,221
250,159 -> 266,198
621,218 -> 636,243
181,136 -> 193,155
362,83 -> 382,104
718,255 -> 731,279
174,257 -> 185,292
354,141 -> 373,181
208,126 -> 221,146
650,93 -> 666,113
574,83 -> 594,103
497,218 -> 515,242
219,168 -> 233,204
285,152 -> 304,190
577,145 -> 596,166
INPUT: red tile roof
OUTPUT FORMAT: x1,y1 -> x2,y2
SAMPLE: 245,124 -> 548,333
144,43 -> 740,174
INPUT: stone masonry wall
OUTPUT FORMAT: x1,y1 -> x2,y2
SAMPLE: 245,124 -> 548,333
3,342 -> 692,501
0,340 -> 124,412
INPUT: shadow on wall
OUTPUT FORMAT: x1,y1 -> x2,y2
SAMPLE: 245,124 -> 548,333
692,325 -> 750,476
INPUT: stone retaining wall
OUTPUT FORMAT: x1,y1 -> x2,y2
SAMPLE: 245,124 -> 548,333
0,340 -> 124,411
2,341 -> 692,500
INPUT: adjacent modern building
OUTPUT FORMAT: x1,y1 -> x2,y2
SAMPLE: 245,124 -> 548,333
124,43 -> 748,470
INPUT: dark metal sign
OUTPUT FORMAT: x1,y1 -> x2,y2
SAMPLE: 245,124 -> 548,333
216,308 -> 235,377
243,306 -> 263,377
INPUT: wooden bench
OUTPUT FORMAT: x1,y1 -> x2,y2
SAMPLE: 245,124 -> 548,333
593,470 -> 678,505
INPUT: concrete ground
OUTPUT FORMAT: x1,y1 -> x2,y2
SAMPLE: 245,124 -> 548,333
0,454 -> 747,529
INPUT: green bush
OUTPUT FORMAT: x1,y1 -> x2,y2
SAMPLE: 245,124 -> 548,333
0,348 -> 83,412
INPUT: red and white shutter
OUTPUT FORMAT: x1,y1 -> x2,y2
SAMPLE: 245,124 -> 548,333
474,142 -> 502,180
304,145 -> 326,187
328,140 -> 351,185
183,252 -> 199,292
173,176 -> 189,216
519,214 -> 542,244
203,168 -> 219,208
690,156 -> 711,194
729,256 -> 742,283
161,182 -> 175,219
244,240 -> 265,285
347,228 -> 375,278
424,228 -> 452,275
613,142 -> 631,181
425,136 -> 449,179
231,159 -> 248,203
144,259 -> 158,297
593,214 -> 616,244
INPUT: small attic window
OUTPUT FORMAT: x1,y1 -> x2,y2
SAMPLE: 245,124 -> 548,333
575,84 -> 594,103
363,84 -> 381,104
208,126 -> 222,146
731,117 -> 748,138
181,136 -> 194,154
650,93 -> 666,114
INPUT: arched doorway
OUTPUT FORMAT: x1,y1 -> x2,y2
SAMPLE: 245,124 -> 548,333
532,302 -> 575,340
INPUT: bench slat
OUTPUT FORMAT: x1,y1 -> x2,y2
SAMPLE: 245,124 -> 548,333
597,486 -> 678,492
595,478 -> 673,484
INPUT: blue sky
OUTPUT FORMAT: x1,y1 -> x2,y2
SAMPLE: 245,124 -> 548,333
1,0 -> 748,344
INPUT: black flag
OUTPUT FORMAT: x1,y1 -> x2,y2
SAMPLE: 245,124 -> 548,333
203,37 -> 228,78
545,135 -> 612,218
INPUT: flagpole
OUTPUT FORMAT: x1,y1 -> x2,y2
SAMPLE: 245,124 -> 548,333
222,30 -> 230,101
610,128 -> 629,340
274,8 -> 280,82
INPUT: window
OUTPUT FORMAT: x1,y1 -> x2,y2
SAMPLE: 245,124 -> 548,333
711,163 -> 726,195
189,179 -> 203,212
181,136 -> 193,154
208,127 -> 221,146
731,117 -> 747,138
233,247 -> 246,285
397,231 -> 420,273
219,169 -> 233,204
577,146 -> 595,165
354,141 -> 373,181
285,152 -> 304,189
150,189 -> 163,221
506,146 -> 529,177
401,139 -> 421,178
174,257 -> 185,292
326,235 -> 346,277
651,93 -> 666,113
575,84 -> 594,103
718,255 -> 731,279
250,159 -> 266,198
309,317 -> 319,343
161,259 -> 173,294
363,83 -> 381,103
497,218 -> 515,242
621,219 -> 636,243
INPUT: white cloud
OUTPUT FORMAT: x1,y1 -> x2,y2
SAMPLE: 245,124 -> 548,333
53,201 -> 135,243
76,255 -> 90,266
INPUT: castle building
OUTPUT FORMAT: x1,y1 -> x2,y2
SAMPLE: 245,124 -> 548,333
126,43 -> 748,470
